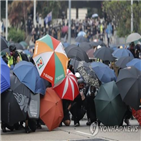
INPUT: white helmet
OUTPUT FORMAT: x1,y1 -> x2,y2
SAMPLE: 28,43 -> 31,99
75,72 -> 81,79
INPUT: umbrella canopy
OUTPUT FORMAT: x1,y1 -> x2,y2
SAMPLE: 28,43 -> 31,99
95,81 -> 127,126
94,47 -> 115,61
116,66 -> 141,110
89,41 -> 106,47
1,36 -> 8,51
62,26 -> 68,33
126,58 -> 141,71
0,57 -> 10,93
19,41 -> 28,49
1,48 -> 10,55
13,61 -> 46,95
115,56 -> 134,68
112,48 -> 133,59
132,108 -> 141,126
40,88 -> 64,131
14,43 -> 24,50
126,33 -> 141,44
2,73 -> 31,125
92,13 -> 98,18
53,69 -> 79,101
77,61 -> 99,88
75,36 -> 88,43
65,46 -> 89,62
1,89 -> 26,126
77,31 -> 86,37
91,62 -> 116,83
33,34 -> 68,86
87,48 -> 95,59
23,49 -> 33,58
78,42 -> 92,52
62,42 -> 70,48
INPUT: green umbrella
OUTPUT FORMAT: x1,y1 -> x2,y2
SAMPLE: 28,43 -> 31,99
94,81 -> 127,126
20,41 -> 28,49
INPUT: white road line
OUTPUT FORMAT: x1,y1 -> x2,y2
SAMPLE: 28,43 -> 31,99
75,131 -> 92,136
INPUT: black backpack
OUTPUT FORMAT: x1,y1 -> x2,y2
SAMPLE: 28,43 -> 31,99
20,52 -> 29,62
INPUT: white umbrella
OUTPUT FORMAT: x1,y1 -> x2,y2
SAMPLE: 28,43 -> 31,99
126,33 -> 141,44
92,14 -> 98,18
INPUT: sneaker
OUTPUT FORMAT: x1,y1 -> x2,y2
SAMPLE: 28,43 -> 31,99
74,122 -> 80,127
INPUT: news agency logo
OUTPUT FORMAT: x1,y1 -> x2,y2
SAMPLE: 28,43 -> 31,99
90,122 -> 139,136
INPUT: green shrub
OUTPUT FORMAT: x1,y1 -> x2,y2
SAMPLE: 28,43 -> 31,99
8,28 -> 25,42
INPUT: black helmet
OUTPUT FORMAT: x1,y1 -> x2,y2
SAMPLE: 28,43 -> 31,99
9,44 -> 16,52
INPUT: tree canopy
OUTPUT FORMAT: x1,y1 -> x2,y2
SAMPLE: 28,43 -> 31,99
102,1 -> 141,37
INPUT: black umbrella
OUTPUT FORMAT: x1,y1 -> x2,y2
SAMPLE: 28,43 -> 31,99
1,48 -> 10,55
94,47 -> 115,61
115,56 -> 134,68
90,41 -> 106,47
78,42 -> 92,52
1,89 -> 26,126
65,47 -> 89,62
0,73 -> 31,125
116,66 -> 141,110
14,43 -> 24,50
75,36 -> 88,43
1,36 -> 8,51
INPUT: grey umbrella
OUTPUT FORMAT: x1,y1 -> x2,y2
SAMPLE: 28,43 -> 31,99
126,33 -> 141,44
75,36 -> 88,43
78,42 -> 92,52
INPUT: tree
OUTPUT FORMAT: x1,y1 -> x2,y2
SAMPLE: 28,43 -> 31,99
8,1 -> 33,30
102,1 -> 141,37
36,1 -> 66,19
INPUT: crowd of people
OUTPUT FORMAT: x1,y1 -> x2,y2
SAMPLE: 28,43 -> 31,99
1,14 -> 141,134
29,16 -> 114,47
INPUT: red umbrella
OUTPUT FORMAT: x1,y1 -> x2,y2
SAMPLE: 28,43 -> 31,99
40,88 -> 64,131
53,69 -> 79,101
86,48 -> 95,59
62,26 -> 68,33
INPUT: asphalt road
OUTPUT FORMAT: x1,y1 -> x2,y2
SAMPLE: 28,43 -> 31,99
1,119 -> 140,141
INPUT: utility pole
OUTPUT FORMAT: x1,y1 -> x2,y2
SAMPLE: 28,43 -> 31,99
6,0 -> 8,40
34,0 -> 36,27
131,0 -> 133,32
68,0 -> 71,44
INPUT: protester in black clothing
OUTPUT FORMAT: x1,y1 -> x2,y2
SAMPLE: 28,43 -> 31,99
62,100 -> 71,126
70,78 -> 87,127
86,86 -> 97,125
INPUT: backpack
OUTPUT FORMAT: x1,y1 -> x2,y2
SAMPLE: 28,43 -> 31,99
20,52 -> 29,62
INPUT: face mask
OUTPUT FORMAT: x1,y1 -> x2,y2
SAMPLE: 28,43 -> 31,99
10,52 -> 13,56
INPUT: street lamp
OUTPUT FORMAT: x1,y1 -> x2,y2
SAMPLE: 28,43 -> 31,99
131,0 -> 133,32
6,0 -> 8,40
34,0 -> 36,27
68,0 -> 71,44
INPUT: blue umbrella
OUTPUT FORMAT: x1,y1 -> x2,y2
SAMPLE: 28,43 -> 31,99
112,48 -> 133,59
0,57 -> 10,93
13,61 -> 46,95
77,31 -> 86,37
62,42 -> 70,48
126,58 -> 141,71
23,49 -> 33,58
91,62 -> 116,83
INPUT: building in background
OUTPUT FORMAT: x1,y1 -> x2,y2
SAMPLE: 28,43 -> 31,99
66,0 -> 103,19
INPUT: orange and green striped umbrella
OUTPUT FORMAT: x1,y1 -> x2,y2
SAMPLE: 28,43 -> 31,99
33,34 -> 68,86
